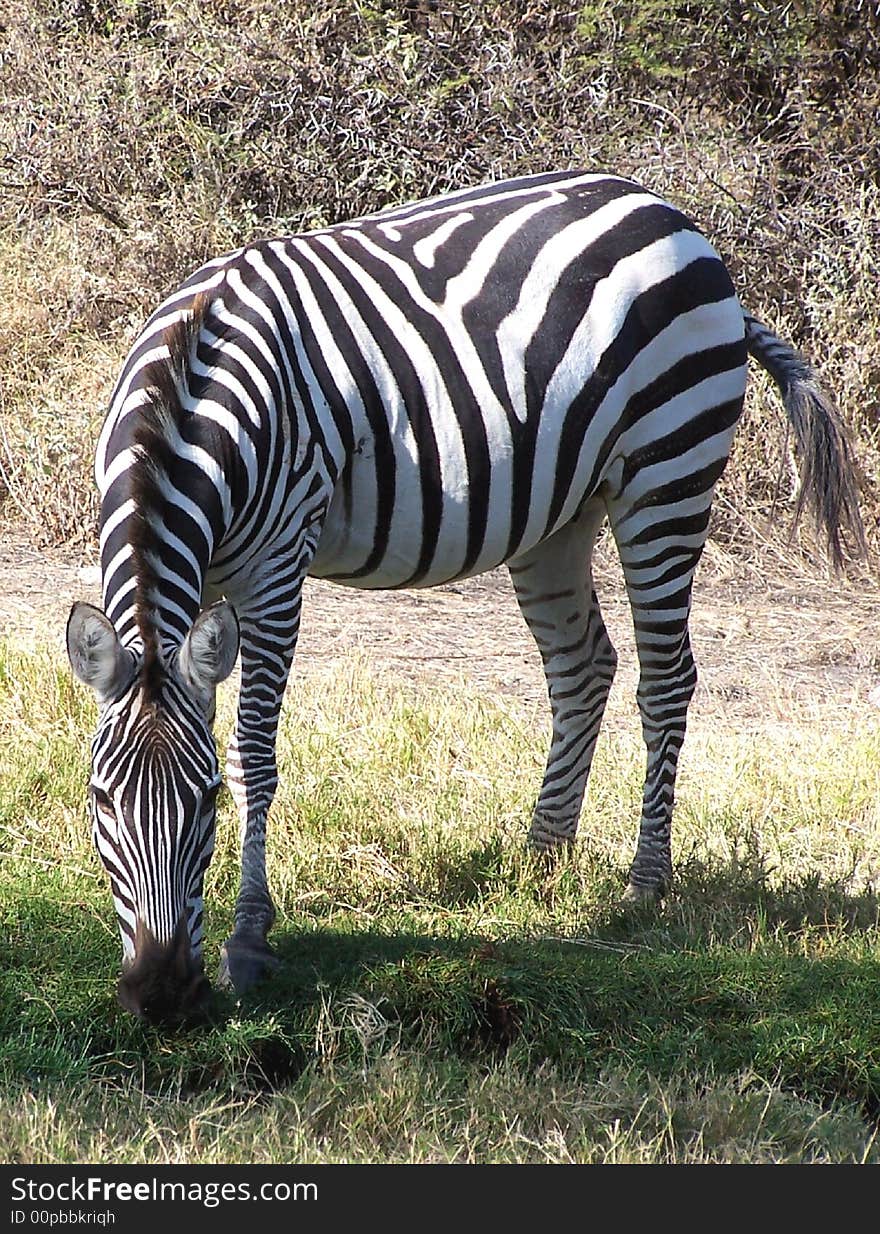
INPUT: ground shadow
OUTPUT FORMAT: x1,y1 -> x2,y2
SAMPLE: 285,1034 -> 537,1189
2,861 -> 879,1115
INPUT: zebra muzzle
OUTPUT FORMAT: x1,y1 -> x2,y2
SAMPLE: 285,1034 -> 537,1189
117,914 -> 211,1025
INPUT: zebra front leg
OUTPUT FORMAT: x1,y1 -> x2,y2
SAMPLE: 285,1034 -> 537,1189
218,613 -> 299,994
509,502 -> 617,852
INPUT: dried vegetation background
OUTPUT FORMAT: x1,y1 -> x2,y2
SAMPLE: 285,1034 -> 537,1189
0,0 -> 879,569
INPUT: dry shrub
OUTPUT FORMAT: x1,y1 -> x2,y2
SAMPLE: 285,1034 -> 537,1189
0,220 -> 111,547
1,0 -> 878,563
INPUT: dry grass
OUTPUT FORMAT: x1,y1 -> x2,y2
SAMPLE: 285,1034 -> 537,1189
2,1059 -> 876,1164
0,227 -> 111,546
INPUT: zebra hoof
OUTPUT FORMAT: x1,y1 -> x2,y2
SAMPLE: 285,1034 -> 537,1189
527,824 -> 576,872
528,840 -> 574,873
621,881 -> 666,910
218,936 -> 280,995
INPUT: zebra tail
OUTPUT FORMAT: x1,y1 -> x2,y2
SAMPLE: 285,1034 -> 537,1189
743,312 -> 866,570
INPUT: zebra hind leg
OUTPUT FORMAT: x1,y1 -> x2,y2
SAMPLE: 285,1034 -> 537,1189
508,501 -> 618,852
609,519 -> 704,904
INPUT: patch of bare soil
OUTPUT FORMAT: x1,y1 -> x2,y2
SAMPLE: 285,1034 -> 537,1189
1,522 -> 878,732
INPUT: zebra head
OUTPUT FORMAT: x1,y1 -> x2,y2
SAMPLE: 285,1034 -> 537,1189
66,600 -> 240,1024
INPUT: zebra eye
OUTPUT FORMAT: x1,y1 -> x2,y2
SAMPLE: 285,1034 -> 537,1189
91,786 -> 115,815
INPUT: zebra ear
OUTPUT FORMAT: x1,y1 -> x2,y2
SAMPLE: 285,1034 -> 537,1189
66,602 -> 132,702
178,601 -> 240,701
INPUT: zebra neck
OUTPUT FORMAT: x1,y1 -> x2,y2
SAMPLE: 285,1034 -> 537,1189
101,531 -> 208,661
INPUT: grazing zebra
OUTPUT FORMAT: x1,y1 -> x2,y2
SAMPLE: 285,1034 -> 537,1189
66,170 -> 862,1023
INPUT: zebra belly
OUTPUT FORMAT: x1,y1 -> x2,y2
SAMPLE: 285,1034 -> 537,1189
309,435 -> 539,589
309,547 -> 513,591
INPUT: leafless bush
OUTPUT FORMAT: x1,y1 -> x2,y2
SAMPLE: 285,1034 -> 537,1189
1,0 -> 877,562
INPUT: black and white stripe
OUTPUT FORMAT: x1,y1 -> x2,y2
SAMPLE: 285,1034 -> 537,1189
87,672 -> 221,961
67,170 -> 862,1016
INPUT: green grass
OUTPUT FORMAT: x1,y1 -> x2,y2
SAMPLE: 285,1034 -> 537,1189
1,642 -> 878,1163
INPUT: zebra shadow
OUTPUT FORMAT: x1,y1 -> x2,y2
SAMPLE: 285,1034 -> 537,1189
258,833 -> 880,1003
2,867 -> 878,1106
238,853 -> 880,1062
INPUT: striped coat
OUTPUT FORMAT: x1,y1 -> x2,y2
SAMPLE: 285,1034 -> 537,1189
67,171 -> 862,1023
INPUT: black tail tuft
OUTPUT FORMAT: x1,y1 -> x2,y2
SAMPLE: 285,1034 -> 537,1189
743,313 -> 866,570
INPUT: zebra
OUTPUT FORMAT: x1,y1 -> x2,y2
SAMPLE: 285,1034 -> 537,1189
66,170 -> 863,1024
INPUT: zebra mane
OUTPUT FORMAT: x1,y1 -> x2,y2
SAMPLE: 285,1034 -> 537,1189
129,293 -> 211,698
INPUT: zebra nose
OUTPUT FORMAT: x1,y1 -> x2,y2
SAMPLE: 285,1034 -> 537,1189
117,916 -> 212,1026
117,962 -> 212,1026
